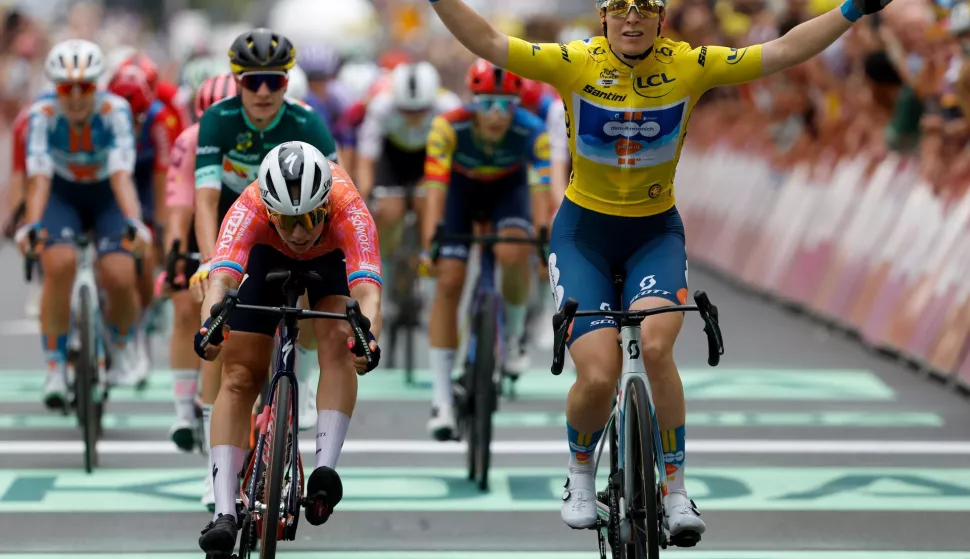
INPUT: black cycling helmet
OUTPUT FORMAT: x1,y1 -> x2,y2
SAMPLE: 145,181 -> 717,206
228,28 -> 296,73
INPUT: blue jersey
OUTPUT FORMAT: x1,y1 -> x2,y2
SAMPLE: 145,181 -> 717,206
136,100 -> 168,167
26,92 -> 136,183
425,106 -> 551,187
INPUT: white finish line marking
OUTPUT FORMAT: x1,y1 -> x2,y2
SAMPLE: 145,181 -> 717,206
2,439 -> 970,455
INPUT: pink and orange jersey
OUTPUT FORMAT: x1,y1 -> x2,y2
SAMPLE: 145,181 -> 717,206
209,162 -> 383,290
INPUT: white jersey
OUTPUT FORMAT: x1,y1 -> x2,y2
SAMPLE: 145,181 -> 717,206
357,89 -> 462,158
545,100 -> 569,164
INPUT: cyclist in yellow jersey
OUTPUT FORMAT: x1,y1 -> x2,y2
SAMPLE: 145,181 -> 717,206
429,0 -> 894,543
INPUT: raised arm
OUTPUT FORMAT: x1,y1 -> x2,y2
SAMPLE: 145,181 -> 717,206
429,0 -> 509,66
761,0 -> 889,77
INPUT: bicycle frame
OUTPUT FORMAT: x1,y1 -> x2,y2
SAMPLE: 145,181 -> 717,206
592,320 -> 666,543
464,246 -> 505,372
69,238 -> 107,398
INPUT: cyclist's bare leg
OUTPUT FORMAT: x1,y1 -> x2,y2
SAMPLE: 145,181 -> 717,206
310,295 -> 360,469
97,252 -> 139,337
427,258 -> 467,434
38,246 -> 77,406
374,194 -> 407,263
170,290 -> 202,448
494,226 -> 533,371
209,332 -> 273,521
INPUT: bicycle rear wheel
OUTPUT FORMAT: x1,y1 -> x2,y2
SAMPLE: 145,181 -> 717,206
472,296 -> 499,492
260,376 -> 291,558
76,286 -> 98,474
624,376 -> 661,559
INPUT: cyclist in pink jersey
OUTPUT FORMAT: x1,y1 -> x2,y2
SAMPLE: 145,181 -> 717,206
194,142 -> 382,553
160,73 -> 237,510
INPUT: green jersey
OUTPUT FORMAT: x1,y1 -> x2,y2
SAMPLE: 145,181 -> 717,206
194,97 -> 338,198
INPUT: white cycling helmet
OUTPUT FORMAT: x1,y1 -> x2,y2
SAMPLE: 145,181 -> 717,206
46,39 -> 106,84
951,2 -> 970,35
258,141 -> 333,216
286,65 -> 308,100
391,62 -> 439,111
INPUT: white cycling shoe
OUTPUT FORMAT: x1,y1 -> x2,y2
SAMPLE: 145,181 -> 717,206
504,338 -> 530,377
43,366 -> 69,411
664,490 -> 705,546
427,404 -> 457,441
107,338 -> 150,387
561,465 -> 598,529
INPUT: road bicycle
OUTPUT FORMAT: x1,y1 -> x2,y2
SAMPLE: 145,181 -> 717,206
201,269 -> 373,559
384,200 -> 422,386
550,282 -> 724,559
24,229 -> 137,473
429,223 -> 548,491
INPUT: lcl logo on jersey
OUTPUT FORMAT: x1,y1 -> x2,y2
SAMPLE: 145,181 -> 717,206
633,73 -> 677,98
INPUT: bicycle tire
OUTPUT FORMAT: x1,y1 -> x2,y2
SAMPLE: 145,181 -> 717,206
624,376 -> 661,559
260,376 -> 291,558
463,356 -> 477,481
76,286 -> 98,473
472,296 -> 499,492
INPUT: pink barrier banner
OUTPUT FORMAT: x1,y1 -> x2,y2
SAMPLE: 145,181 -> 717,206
676,147 -> 970,381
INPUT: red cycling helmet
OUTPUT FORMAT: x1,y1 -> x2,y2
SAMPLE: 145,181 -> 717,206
519,78 -> 544,112
195,73 -> 238,119
119,53 -> 159,94
108,65 -> 155,116
466,59 -> 523,96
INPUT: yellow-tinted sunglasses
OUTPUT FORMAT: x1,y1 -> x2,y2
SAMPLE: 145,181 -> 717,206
600,0 -> 663,18
268,207 -> 328,232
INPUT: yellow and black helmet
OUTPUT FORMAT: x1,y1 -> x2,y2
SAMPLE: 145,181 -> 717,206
228,28 -> 296,73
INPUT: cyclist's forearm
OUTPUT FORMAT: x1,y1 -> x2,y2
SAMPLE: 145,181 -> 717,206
761,9 -> 850,76
164,205 -> 192,252
7,173 -> 24,214
108,171 -> 142,220
194,189 -> 220,261
200,273 -> 239,324
25,175 -> 51,223
351,283 -> 382,341
355,156 -> 375,201
421,184 -> 446,251
430,0 -> 510,66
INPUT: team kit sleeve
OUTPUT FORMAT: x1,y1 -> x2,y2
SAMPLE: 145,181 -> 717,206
693,44 -> 765,92
194,109 -> 224,190
209,196 -> 259,282
423,115 -> 456,189
304,110 -> 339,162
150,107 -> 183,172
166,127 -> 198,209
105,101 -> 138,176
331,185 -> 383,290
12,114 -> 28,174
505,38 -> 587,90
25,105 -> 54,179
529,129 -> 552,192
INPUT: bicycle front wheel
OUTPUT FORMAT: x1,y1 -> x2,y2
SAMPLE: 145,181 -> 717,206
260,376 -> 292,558
624,376 -> 661,559
472,296 -> 499,492
76,285 -> 98,474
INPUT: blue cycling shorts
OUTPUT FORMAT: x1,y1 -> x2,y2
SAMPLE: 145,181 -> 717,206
439,170 -> 532,261
40,176 -> 130,255
548,198 -> 688,346
134,161 -> 155,226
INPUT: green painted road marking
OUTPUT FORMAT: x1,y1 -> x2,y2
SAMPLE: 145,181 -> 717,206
0,368 -> 894,402
3,554 -> 969,559
2,467 -> 969,512
495,411 -> 944,428
0,410 -> 941,430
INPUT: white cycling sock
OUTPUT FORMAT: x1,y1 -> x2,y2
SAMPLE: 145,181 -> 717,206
504,302 -> 528,342
296,346 -> 318,394
211,445 -> 246,521
429,347 -> 456,408
202,403 -> 213,455
315,410 -> 350,469
172,369 -> 198,421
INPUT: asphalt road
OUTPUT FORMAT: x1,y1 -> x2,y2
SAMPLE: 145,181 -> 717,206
1,242 -> 969,559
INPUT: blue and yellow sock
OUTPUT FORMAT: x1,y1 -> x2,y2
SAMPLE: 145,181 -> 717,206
42,333 -> 68,369
661,425 -> 686,493
567,423 -> 604,467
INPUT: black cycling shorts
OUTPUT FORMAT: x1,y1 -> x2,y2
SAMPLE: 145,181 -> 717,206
373,139 -> 426,198
225,245 -> 350,336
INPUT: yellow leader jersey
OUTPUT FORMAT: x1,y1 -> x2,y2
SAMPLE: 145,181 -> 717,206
505,36 -> 763,217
